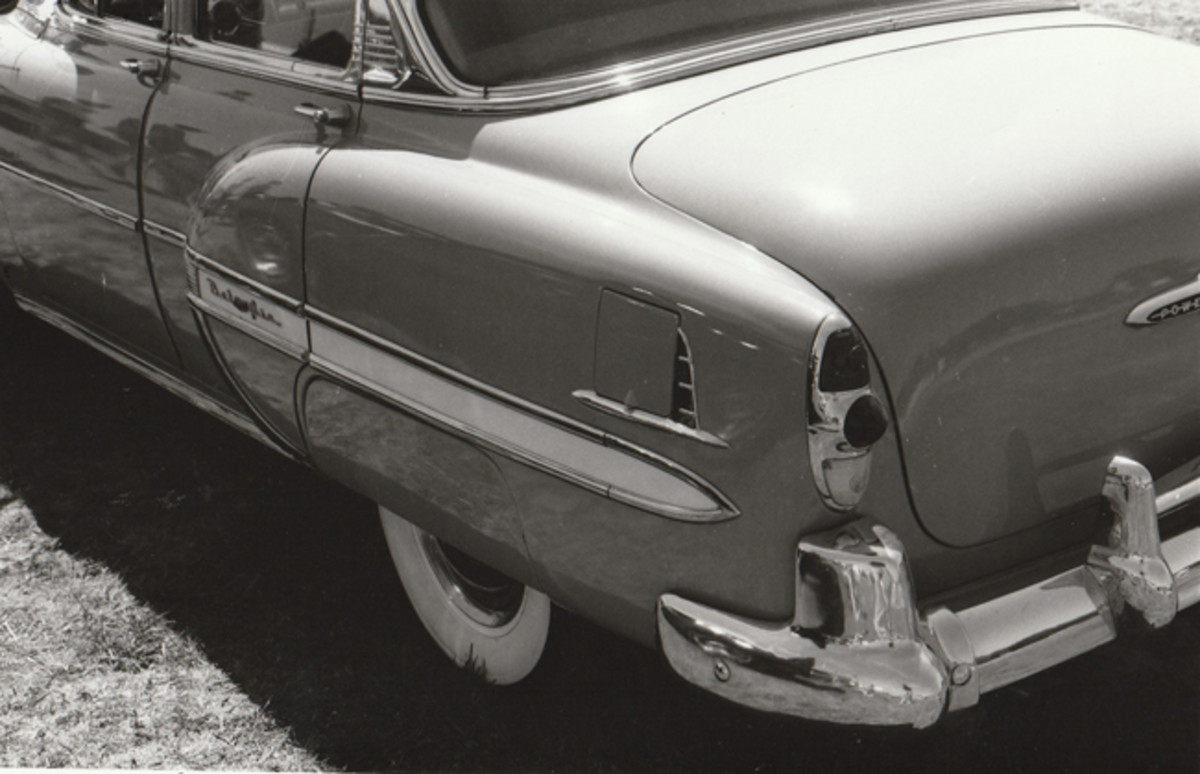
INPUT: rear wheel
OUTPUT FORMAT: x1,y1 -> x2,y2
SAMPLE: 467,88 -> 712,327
379,506 -> 550,684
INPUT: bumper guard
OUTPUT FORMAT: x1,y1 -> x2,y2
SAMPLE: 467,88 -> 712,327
657,456 -> 1200,727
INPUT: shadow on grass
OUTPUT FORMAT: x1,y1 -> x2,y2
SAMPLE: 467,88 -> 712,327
2,311 -> 1198,772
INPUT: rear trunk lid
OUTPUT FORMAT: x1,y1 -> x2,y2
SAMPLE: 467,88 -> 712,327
633,22 -> 1200,546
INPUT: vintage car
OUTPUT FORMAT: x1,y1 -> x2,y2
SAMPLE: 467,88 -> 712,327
2,0 -> 1200,729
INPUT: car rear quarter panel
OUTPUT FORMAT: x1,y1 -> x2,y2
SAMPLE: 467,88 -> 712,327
301,96 -> 856,639
299,12 -> 1152,639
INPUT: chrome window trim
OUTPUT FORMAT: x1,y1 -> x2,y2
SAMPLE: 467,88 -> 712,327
167,35 -> 361,90
377,0 -> 1077,111
162,0 -> 366,88
55,1 -> 172,48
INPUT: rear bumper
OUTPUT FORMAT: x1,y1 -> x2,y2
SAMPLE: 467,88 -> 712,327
657,456 -> 1200,728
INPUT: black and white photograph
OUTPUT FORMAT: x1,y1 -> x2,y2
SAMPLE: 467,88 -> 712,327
1,0 -> 1199,769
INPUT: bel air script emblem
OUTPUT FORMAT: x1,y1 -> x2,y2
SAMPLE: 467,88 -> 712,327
206,277 -> 283,328
1126,274 -> 1200,326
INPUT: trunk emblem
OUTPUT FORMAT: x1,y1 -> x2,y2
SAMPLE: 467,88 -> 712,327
1126,274 -> 1200,326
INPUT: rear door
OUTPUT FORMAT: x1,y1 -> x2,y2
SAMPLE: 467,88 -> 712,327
140,0 -> 358,451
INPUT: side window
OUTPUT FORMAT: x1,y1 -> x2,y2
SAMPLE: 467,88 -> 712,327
202,0 -> 356,69
67,0 -> 165,27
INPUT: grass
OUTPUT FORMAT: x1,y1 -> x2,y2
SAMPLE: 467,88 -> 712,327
0,486 -> 327,770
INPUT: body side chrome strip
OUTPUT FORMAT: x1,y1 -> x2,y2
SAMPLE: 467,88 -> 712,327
189,295 -> 308,359
186,248 -> 305,310
304,305 -> 604,441
307,320 -> 737,522
0,160 -> 139,231
13,293 -> 283,454
572,389 -> 728,448
143,221 -> 188,248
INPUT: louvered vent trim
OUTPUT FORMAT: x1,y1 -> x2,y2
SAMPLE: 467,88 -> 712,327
671,329 -> 699,430
359,21 -> 402,72
184,252 -> 200,295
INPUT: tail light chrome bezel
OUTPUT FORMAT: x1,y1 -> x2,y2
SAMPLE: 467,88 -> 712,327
808,313 -> 888,512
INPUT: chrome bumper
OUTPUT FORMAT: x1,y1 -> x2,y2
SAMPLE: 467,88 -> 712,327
657,456 -> 1200,728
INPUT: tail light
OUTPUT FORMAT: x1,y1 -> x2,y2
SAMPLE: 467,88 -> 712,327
808,314 -> 889,511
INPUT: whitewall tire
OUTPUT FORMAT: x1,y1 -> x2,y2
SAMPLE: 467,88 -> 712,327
379,506 -> 550,684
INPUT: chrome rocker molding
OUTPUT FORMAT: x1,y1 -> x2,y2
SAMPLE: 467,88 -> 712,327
13,293 -> 282,453
658,455 -> 1200,727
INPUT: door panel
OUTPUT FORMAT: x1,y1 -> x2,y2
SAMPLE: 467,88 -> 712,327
0,1 -> 177,365
141,0 -> 357,447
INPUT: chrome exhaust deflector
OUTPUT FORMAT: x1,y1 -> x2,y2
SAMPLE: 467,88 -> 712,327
657,455 -> 1200,727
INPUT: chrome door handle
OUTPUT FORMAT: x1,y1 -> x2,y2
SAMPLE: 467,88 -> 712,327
293,103 -> 352,127
119,58 -> 162,77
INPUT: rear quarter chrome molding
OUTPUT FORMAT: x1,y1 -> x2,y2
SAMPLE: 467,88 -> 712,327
306,318 -> 738,523
179,249 -> 738,523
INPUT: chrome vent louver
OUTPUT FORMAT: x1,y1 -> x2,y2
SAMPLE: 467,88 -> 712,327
352,0 -> 412,87
360,21 -> 402,73
671,329 -> 699,430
